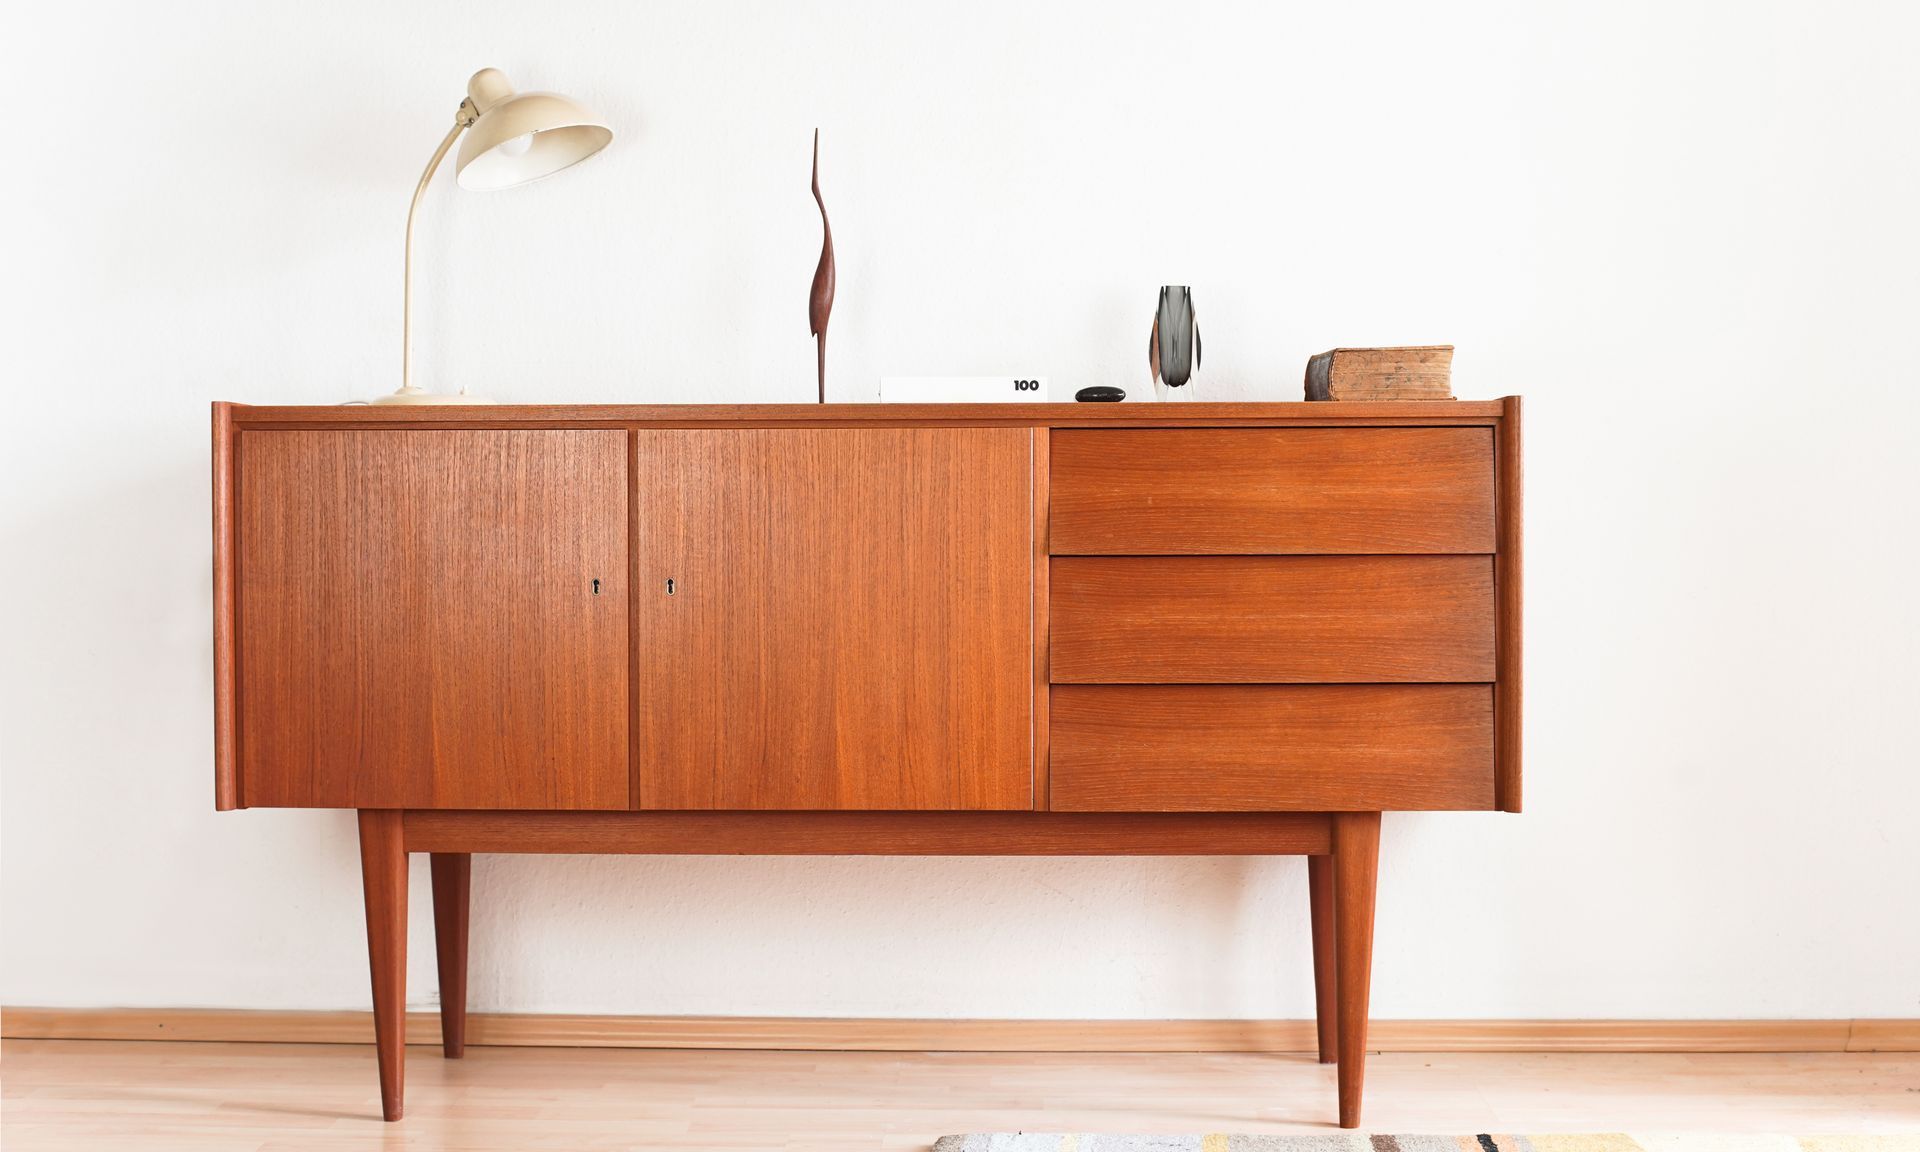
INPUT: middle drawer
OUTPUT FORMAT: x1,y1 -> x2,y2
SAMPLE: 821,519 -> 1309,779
1050,555 -> 1494,683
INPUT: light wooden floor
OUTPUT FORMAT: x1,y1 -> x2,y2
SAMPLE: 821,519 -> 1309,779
3,1040 -> 1915,1149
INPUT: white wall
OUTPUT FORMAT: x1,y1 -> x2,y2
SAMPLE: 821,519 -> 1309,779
3,0 -> 1917,1021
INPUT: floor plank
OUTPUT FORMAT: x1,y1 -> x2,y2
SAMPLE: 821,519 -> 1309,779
2,1040 -> 1915,1150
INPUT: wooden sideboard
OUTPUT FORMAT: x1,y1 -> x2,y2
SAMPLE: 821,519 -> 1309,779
211,398 -> 1523,1128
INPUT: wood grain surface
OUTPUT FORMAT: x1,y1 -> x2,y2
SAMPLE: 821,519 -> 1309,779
1050,555 -> 1494,683
236,430 -> 629,809
224,400 -> 1508,430
356,810 -> 407,1121
1307,854 -> 1338,1064
400,809 -> 1333,855
1050,685 -> 1494,811
1050,427 -> 1495,554
12,1042 -> 1918,1150
10,1007 -> 1911,1053
428,853 -> 470,1059
211,403 -> 239,809
633,428 -> 1032,810
1031,428 -> 1052,809
1496,395 -> 1524,812
1333,810 -> 1381,1127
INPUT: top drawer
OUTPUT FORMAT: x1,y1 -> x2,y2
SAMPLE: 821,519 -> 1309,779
1050,428 -> 1494,554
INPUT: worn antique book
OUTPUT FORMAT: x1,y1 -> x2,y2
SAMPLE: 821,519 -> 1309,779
1304,345 -> 1454,401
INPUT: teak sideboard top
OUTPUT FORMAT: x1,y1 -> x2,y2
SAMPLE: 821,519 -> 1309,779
212,399 -> 1522,816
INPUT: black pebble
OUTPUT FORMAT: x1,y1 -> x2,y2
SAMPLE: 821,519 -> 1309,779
1075,386 -> 1125,403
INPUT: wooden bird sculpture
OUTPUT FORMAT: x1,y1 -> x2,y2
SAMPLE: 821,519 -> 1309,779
1149,285 -> 1200,391
809,129 -> 836,404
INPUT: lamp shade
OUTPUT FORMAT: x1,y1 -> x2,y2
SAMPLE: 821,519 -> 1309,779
454,68 -> 612,191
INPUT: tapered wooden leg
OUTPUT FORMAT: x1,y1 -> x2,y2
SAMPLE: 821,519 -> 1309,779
430,853 -> 471,1059
357,810 -> 407,1122
1306,854 -> 1338,1064
1332,811 -> 1381,1130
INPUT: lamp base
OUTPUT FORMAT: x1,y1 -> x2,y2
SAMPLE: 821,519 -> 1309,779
370,389 -> 495,406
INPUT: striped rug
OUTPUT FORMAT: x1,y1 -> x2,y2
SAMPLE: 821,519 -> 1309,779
932,1138 -> 1918,1152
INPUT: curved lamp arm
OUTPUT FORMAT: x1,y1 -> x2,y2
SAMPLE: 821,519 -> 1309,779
399,99 -> 479,397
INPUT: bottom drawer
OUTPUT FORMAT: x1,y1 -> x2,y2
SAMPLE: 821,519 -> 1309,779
1050,684 -> 1493,811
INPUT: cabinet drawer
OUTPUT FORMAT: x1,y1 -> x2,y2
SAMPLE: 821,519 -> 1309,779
1050,428 -> 1493,554
1050,684 -> 1494,811
1051,555 -> 1493,683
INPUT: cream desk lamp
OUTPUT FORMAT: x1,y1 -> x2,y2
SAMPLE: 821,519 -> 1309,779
374,68 -> 612,405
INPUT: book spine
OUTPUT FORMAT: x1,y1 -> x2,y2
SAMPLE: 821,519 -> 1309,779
1303,351 -> 1334,401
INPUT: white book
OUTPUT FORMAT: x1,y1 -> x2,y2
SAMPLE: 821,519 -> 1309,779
880,376 -> 1051,403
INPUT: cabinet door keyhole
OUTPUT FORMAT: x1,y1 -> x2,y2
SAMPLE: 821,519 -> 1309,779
591,578 -> 601,595
666,578 -> 676,596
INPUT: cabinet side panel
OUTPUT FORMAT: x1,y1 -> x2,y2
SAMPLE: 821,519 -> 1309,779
634,428 -> 1032,810
1031,427 -> 1050,811
1496,398 -> 1524,812
212,404 -> 239,810
237,430 -> 629,808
